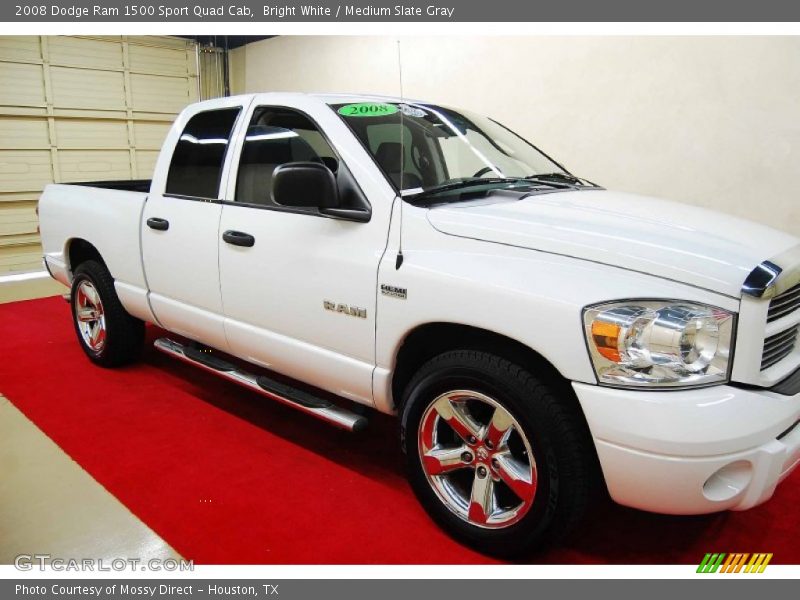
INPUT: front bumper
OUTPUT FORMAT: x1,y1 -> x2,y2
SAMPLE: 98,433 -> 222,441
573,382 -> 800,514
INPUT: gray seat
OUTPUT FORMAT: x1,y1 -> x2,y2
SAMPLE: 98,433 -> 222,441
374,142 -> 423,189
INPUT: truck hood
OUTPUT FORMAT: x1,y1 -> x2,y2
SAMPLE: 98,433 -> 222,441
426,189 -> 799,298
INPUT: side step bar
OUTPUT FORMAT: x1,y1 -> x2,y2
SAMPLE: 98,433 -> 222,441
154,338 -> 368,432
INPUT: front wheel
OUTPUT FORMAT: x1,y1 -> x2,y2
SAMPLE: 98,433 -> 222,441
402,350 -> 596,556
70,260 -> 144,367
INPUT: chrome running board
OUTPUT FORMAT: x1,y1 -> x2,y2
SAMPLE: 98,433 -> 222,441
154,337 -> 368,432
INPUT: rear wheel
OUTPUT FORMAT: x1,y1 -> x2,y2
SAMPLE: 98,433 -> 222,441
402,350 -> 596,556
70,260 -> 144,367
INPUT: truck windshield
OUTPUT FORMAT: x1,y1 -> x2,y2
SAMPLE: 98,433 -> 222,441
334,101 -> 572,196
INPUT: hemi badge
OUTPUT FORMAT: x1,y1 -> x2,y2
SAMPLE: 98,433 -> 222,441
381,284 -> 407,299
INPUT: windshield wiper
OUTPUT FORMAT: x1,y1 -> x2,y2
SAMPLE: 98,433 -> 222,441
411,177 -> 522,200
526,172 -> 596,187
411,175 -> 576,201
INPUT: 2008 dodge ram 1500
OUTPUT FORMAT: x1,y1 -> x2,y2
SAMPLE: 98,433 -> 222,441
39,93 -> 800,555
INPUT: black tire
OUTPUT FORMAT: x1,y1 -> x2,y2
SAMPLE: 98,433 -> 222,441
70,259 -> 144,367
401,350 -> 596,557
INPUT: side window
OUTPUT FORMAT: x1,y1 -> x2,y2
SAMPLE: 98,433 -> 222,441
165,108 -> 240,199
235,107 -> 338,206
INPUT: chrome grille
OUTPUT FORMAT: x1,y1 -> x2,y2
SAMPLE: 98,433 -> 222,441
761,325 -> 799,371
767,283 -> 800,323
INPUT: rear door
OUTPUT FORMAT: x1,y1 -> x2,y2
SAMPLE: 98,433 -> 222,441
141,99 -> 247,349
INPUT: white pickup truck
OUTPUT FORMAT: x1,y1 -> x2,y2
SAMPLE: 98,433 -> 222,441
39,93 -> 800,555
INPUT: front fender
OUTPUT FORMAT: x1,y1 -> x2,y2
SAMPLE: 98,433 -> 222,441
372,205 -> 740,412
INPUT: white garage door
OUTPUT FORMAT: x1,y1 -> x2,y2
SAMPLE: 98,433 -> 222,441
0,35 -> 201,274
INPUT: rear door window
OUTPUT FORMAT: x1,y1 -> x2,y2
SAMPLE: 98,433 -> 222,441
166,108 -> 240,199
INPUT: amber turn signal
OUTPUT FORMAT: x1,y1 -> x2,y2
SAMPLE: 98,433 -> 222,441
591,320 -> 622,363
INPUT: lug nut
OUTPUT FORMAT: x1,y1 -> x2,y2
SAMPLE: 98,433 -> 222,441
491,458 -> 500,470
477,466 -> 488,478
485,440 -> 494,450
468,436 -> 477,445
461,451 -> 473,463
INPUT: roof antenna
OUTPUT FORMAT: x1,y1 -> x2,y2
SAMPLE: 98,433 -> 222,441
395,38 -> 405,270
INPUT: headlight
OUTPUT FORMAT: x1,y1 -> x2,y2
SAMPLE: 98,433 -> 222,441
583,300 -> 735,388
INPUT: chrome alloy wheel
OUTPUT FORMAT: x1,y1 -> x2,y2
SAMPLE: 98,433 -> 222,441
75,280 -> 106,352
418,390 -> 538,528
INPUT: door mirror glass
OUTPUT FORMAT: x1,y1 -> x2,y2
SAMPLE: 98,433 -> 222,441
272,162 -> 340,209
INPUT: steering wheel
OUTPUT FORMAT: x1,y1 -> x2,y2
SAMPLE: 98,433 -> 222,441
472,166 -> 495,178
411,145 -> 432,174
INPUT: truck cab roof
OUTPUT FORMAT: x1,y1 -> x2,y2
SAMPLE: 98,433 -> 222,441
198,92 -> 429,109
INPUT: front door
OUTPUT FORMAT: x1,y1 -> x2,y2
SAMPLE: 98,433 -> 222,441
217,104 -> 389,405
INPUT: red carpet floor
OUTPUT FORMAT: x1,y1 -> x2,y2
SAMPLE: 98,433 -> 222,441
1,296 -> 798,564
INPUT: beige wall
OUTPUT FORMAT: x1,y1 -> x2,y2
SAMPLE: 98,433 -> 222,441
231,36 -> 800,236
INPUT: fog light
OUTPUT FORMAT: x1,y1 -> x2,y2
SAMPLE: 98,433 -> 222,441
702,461 -> 753,502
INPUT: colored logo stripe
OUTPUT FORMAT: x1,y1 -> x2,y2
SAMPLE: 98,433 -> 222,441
697,553 -> 772,573
748,553 -> 773,573
697,553 -> 725,573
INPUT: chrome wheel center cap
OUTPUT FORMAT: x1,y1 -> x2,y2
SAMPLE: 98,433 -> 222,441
476,446 -> 490,461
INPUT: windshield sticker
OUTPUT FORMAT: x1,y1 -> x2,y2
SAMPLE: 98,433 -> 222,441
338,103 -> 399,117
399,104 -> 427,118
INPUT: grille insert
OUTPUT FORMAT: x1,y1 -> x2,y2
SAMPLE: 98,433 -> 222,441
761,324 -> 799,371
767,283 -> 800,323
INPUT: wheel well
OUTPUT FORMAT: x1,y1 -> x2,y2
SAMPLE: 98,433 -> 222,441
67,239 -> 104,274
392,323 -> 571,412
392,322 -> 604,495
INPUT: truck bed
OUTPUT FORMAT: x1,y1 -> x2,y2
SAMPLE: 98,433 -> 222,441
66,179 -> 152,193
39,182 -> 150,295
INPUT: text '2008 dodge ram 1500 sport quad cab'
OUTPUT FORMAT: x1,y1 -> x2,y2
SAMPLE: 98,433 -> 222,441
39,93 -> 800,555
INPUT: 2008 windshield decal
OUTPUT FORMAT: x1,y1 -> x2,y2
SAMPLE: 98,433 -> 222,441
338,103 -> 399,117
